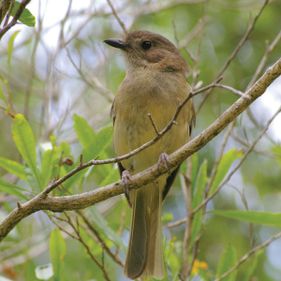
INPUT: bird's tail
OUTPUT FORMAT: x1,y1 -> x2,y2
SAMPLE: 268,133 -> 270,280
124,183 -> 164,279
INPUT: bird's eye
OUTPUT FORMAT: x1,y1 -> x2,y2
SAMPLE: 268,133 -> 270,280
141,41 -> 152,50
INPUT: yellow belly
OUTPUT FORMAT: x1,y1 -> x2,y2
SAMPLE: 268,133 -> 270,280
113,81 -> 190,174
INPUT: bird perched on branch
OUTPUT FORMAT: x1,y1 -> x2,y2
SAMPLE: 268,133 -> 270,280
104,30 -> 195,279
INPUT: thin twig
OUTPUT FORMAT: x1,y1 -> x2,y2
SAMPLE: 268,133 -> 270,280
77,210 -> 124,267
213,84 -> 244,97
197,0 -> 269,112
180,173 -> 193,279
215,231 -> 281,281
0,0 -> 31,39
167,105 -> 281,228
147,113 -> 160,136
64,213 -> 112,281
106,0 -> 127,35
247,30 -> 281,89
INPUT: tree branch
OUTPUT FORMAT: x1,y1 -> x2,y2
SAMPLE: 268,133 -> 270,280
0,57 -> 280,242
0,0 -> 31,39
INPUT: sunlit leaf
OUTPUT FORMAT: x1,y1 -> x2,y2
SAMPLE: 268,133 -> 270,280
191,153 -> 199,190
242,254 -> 259,281
98,166 -> 119,186
12,114 -> 40,186
0,156 -> 27,180
0,77 -> 7,103
0,178 -> 27,199
209,149 -> 243,194
190,160 -> 208,245
90,125 -> 113,158
190,211 -> 202,245
216,245 -> 237,281
213,210 -> 281,227
40,149 -> 54,187
89,207 -> 125,249
10,2 -> 35,27
73,114 -> 95,149
192,160 -> 207,208
7,30 -> 20,65
49,229 -> 66,280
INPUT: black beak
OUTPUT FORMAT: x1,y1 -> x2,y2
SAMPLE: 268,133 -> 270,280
104,39 -> 128,50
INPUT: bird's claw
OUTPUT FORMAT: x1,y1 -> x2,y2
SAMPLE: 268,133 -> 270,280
157,153 -> 171,172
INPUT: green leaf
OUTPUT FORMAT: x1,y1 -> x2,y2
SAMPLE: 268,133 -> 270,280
209,149 -> 243,194
89,207 -> 125,249
90,125 -> 113,158
0,77 -> 7,103
192,160 -> 208,208
190,160 -> 208,245
73,114 -> 96,149
73,115 -> 113,160
98,166 -> 119,186
10,2 -> 35,27
213,210 -> 281,228
0,178 -> 27,199
191,153 -> 199,189
40,149 -> 54,187
49,229 -> 66,281
242,254 -> 259,281
12,114 -> 40,186
0,157 -> 27,180
216,245 -> 237,281
7,30 -> 20,65
190,211 -> 203,245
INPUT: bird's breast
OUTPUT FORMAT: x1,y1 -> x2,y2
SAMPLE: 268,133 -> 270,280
113,70 -> 190,172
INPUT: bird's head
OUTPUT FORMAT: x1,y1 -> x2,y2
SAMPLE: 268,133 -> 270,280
104,30 -> 187,73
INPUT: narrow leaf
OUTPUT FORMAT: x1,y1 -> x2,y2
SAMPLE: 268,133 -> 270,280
209,149 -> 243,194
213,210 -> 281,228
190,211 -> 203,245
7,30 -> 20,65
89,207 -> 125,249
242,254 -> 259,281
40,149 -> 54,187
191,153 -> 199,188
10,2 -> 36,27
0,78 -> 7,103
0,157 -> 27,180
0,178 -> 27,199
73,114 -> 95,149
216,245 -> 237,281
90,125 -> 113,158
192,160 -> 208,208
49,229 -> 66,280
12,114 -> 40,185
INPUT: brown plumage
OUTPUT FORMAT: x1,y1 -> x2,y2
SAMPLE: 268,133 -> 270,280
105,30 -> 195,279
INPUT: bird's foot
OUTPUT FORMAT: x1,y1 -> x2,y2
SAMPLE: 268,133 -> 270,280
121,170 -> 132,206
157,153 -> 171,172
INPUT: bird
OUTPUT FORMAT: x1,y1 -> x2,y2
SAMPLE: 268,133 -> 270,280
104,30 -> 195,280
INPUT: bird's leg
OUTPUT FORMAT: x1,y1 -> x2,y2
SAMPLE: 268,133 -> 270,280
121,170 -> 133,206
157,152 -> 171,172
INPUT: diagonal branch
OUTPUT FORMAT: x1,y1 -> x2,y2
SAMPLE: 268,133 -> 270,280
0,0 -> 31,39
0,57 -> 280,242
215,230 -> 281,281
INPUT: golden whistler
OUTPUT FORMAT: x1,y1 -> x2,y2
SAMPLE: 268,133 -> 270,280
105,31 -> 195,279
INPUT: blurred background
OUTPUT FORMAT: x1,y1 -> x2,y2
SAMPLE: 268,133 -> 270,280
0,0 -> 281,280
